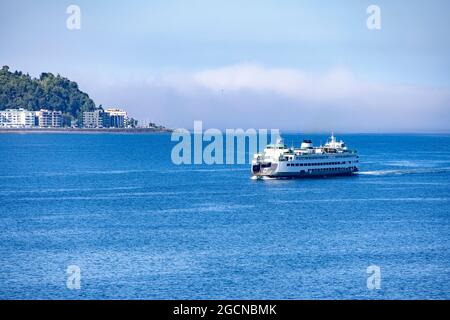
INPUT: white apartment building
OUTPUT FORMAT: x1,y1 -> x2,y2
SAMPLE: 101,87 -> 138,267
35,109 -> 63,128
105,108 -> 128,128
83,109 -> 107,128
0,108 -> 36,128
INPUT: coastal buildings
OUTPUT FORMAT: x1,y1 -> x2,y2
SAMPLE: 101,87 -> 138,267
0,108 -> 36,128
105,108 -> 128,128
0,107 -> 148,130
35,109 -> 63,128
83,109 -> 109,128
0,108 -> 63,128
82,108 -> 131,128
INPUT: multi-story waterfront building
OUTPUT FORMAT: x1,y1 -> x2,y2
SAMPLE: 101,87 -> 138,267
83,109 -> 109,128
105,108 -> 128,128
81,108 -> 135,129
0,108 -> 37,128
82,108 -> 130,128
35,109 -> 63,128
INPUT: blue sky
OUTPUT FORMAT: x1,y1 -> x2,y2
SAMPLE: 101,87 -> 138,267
1,0 -> 450,131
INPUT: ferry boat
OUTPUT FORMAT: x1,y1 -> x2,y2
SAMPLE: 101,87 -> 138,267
251,134 -> 359,178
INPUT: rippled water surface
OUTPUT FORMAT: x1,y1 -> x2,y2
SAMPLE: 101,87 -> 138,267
0,133 -> 449,299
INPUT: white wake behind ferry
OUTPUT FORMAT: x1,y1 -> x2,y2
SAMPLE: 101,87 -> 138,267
252,134 -> 359,178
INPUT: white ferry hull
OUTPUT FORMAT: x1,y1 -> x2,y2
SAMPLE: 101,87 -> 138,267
252,166 -> 358,178
252,160 -> 359,178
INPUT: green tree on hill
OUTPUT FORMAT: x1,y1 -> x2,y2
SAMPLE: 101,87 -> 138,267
0,65 -> 96,121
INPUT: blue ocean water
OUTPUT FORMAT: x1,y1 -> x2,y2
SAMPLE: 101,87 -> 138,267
0,133 -> 449,300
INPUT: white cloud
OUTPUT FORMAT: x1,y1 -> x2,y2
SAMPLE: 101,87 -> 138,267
192,64 -> 356,101
82,64 -> 450,132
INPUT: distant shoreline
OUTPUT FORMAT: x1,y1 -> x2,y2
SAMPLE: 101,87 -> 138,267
0,128 -> 173,134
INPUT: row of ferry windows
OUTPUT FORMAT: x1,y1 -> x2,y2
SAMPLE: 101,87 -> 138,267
286,161 -> 357,167
307,167 -> 357,172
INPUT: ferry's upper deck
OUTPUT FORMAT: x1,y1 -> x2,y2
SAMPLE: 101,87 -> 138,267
254,134 -> 358,163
